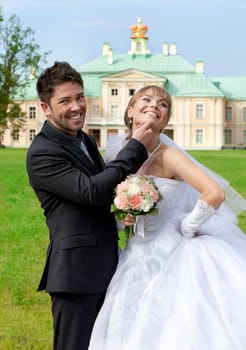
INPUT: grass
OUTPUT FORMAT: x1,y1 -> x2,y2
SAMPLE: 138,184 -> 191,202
0,148 -> 245,349
189,150 -> 246,231
0,149 -> 52,350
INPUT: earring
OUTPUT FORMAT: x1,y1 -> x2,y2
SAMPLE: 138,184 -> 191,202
129,119 -> 133,125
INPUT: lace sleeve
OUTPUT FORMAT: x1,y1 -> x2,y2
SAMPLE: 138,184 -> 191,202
180,199 -> 216,238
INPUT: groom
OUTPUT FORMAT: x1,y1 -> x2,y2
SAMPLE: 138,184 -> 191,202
26,61 -> 153,350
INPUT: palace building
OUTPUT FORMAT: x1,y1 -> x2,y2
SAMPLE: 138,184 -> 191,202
3,18 -> 246,149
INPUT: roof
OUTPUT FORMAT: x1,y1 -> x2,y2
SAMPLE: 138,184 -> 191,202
176,73 -> 224,97
14,78 -> 38,100
78,53 -> 226,98
211,76 -> 246,100
14,54 -> 245,101
77,53 -> 196,74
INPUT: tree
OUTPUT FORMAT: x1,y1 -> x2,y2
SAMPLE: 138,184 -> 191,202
0,8 -> 50,143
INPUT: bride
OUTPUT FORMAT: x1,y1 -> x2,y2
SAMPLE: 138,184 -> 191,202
89,85 -> 246,350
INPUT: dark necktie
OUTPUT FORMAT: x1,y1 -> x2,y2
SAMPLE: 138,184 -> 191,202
80,141 -> 94,164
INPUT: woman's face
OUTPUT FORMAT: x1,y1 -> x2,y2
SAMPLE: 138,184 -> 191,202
128,89 -> 170,133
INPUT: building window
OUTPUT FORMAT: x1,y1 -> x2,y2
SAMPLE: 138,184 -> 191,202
29,129 -> 36,141
225,107 -> 232,121
243,130 -> 246,144
224,130 -> 232,144
88,129 -> 100,146
111,105 -> 119,118
136,42 -> 142,52
111,89 -> 118,96
13,128 -> 19,141
93,105 -> 100,116
195,104 -> 204,119
29,106 -> 36,119
195,129 -> 203,143
243,107 -> 246,121
129,89 -> 135,96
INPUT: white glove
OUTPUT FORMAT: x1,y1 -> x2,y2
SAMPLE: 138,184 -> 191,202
180,199 -> 215,238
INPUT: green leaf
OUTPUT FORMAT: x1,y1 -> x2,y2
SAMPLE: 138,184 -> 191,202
115,212 -> 127,221
149,207 -> 159,216
0,11 -> 50,133
118,230 -> 127,250
110,203 -> 117,212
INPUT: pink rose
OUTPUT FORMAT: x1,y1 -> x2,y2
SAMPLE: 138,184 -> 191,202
114,194 -> 129,210
148,189 -> 159,202
116,181 -> 130,194
153,189 -> 159,202
129,194 -> 143,210
140,182 -> 152,195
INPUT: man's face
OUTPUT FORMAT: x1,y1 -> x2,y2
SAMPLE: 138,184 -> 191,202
41,81 -> 86,137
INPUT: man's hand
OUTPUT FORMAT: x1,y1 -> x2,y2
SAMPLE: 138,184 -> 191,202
132,120 -> 154,149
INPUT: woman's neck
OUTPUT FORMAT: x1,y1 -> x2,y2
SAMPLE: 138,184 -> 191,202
147,139 -> 162,155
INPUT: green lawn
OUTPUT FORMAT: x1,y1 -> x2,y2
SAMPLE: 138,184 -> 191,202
189,150 -> 246,230
0,149 -> 52,350
0,148 -> 245,349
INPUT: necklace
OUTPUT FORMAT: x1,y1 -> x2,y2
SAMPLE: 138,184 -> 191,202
148,141 -> 162,158
136,141 -> 162,174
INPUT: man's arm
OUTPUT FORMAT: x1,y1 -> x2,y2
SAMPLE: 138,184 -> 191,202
26,138 -> 147,207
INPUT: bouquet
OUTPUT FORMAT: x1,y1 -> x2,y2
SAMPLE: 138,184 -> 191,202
111,174 -> 163,249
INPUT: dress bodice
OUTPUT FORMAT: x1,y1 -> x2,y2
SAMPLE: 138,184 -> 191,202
153,177 -> 182,211
133,177 -> 187,242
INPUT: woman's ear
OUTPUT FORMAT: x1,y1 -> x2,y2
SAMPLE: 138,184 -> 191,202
127,106 -> 133,119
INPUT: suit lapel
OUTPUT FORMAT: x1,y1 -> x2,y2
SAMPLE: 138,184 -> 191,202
61,138 -> 99,174
41,121 -> 104,174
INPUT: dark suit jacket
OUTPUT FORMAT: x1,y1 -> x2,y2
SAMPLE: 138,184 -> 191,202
26,121 -> 147,294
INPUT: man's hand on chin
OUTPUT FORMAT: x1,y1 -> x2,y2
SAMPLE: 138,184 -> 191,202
132,120 -> 154,148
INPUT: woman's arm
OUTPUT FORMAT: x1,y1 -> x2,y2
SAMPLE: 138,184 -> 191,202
163,147 -> 225,238
163,147 -> 225,208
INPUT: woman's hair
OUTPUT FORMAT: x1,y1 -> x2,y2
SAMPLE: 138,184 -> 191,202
36,61 -> 84,105
124,85 -> 172,138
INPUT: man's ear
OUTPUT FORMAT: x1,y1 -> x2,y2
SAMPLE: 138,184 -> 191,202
40,102 -> 51,116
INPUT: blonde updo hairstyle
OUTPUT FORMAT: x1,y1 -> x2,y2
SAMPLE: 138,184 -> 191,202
124,85 -> 172,139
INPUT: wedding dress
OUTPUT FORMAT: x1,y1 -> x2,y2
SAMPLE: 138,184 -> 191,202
89,135 -> 246,350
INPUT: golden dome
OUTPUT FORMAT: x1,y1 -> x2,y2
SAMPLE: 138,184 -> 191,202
130,18 -> 148,39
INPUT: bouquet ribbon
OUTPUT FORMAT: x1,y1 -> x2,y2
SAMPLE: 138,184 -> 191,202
134,216 -> 145,239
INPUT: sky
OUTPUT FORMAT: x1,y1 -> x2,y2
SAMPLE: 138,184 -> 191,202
0,0 -> 245,77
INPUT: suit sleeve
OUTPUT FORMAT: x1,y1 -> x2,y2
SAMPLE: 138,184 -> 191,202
26,138 -> 147,207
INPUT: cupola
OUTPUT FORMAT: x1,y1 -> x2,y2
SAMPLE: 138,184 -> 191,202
130,17 -> 148,39
128,18 -> 150,55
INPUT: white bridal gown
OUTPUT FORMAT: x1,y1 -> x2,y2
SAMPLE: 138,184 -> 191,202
89,176 -> 246,350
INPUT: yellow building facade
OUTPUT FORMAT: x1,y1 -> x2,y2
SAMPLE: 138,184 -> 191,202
2,18 -> 246,150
